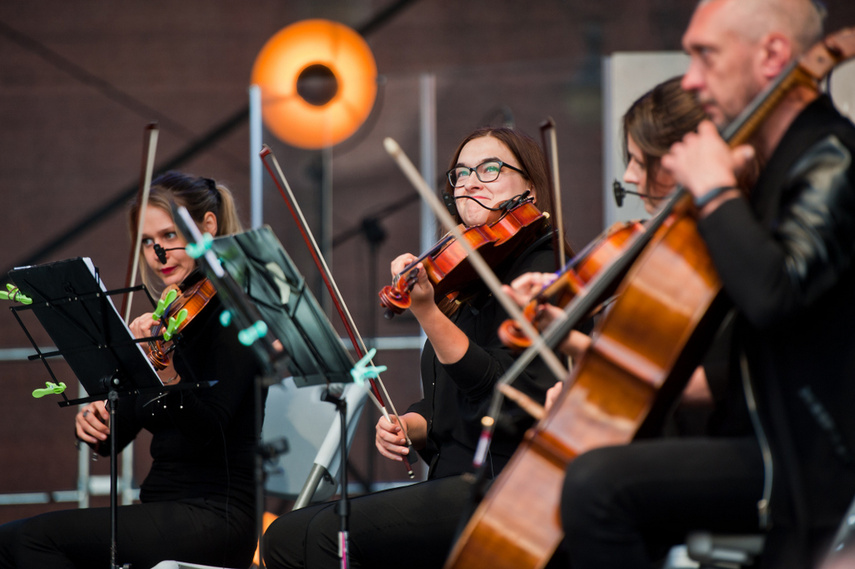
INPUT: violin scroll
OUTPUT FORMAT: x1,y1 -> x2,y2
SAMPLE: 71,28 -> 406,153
378,271 -> 418,319
496,302 -> 539,351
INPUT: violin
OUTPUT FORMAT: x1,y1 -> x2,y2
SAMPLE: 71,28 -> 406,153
146,274 -> 217,369
378,198 -> 550,318
498,219 -> 645,350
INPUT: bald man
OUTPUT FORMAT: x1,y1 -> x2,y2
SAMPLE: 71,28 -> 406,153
558,2 -> 855,568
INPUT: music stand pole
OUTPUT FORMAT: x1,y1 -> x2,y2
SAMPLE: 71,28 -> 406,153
107,385 -> 122,569
321,387 -> 350,569
7,258 -> 173,569
173,217 -> 369,568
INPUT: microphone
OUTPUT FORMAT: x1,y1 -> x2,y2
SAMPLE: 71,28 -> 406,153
612,180 -> 666,207
496,189 -> 531,211
453,190 -> 532,214
152,243 -> 184,264
443,192 -> 459,217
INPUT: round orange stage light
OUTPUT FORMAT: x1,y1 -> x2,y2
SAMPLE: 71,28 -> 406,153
251,19 -> 378,149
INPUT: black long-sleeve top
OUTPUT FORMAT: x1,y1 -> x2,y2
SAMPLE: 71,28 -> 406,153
96,293 -> 263,519
407,236 -> 561,480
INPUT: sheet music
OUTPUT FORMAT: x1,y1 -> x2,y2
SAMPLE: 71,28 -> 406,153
8,257 -> 163,394
81,257 -> 160,377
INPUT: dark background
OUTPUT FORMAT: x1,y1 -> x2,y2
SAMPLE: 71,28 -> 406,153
1,0 -> 854,523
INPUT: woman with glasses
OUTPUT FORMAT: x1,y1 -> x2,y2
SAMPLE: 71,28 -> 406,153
262,127 -> 566,569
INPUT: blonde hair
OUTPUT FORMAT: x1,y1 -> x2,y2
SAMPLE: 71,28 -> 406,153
128,171 -> 243,292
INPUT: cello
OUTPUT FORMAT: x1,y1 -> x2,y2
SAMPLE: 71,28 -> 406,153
443,27 -> 855,569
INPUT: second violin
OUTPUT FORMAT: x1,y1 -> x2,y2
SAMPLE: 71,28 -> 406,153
498,219 -> 644,350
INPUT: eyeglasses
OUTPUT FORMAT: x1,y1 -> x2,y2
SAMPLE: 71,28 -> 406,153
446,160 -> 527,188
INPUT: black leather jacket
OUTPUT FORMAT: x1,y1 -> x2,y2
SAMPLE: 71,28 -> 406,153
698,95 -> 855,565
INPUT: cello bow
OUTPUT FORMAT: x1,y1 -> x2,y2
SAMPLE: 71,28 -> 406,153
443,26 -> 855,569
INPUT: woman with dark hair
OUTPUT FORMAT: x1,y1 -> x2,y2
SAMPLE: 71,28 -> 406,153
262,127 -> 564,569
0,171 -> 263,569
507,77 -> 708,360
621,75 -> 708,213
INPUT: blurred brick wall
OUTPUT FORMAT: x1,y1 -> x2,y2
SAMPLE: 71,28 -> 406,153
1,0 -> 854,524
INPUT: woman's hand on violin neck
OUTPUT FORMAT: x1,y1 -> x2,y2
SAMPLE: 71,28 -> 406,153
390,252 -> 417,277
75,401 -> 110,444
391,253 -> 435,308
375,413 -> 426,461
129,312 -> 157,340
507,272 -> 557,306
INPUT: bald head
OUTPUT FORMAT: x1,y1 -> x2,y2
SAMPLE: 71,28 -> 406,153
696,0 -> 824,55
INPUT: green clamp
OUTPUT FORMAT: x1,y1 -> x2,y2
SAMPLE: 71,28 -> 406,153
350,348 -> 387,386
0,284 -> 33,305
162,309 -> 188,342
32,381 -> 67,398
186,233 -> 214,259
152,288 -> 179,322
237,320 -> 268,346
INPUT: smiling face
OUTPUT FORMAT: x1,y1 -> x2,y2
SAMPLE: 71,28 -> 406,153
140,205 -> 197,288
453,135 -> 532,227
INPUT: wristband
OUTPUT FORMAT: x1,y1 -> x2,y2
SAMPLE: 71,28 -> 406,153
694,185 -> 737,209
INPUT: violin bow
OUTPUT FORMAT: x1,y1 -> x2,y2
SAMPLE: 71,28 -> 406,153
383,137 -> 569,468
259,145 -> 416,478
540,118 -> 566,269
121,122 -> 159,325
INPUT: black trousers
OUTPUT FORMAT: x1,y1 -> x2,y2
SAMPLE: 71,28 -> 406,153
0,498 -> 255,569
262,475 -> 477,569
559,436 -> 765,569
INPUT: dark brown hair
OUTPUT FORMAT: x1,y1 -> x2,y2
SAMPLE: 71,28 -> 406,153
622,76 -> 706,192
443,127 -> 556,224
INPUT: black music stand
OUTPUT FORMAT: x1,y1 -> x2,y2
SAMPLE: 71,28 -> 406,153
210,226 -> 355,386
7,257 -> 169,569
173,209 -> 358,569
